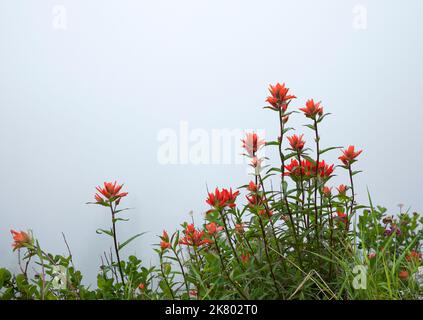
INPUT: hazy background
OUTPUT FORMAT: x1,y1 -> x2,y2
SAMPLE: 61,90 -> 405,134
1,0 -> 422,284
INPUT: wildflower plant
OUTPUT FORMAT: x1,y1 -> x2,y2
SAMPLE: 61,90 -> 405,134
1,83 -> 422,300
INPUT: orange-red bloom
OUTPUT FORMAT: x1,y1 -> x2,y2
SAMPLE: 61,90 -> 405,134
337,184 -> 347,195
339,145 -> 362,166
205,222 -> 223,235
284,159 -> 334,179
322,186 -> 332,197
179,224 -> 212,247
241,253 -> 250,264
406,250 -> 421,262
95,181 -> 128,203
399,270 -> 409,280
287,134 -> 305,151
138,283 -> 145,290
10,230 -> 31,251
299,99 -> 323,118
265,83 -> 296,112
160,230 -> 171,250
247,181 -> 258,192
206,188 -> 239,210
241,133 -> 265,156
336,211 -> 348,224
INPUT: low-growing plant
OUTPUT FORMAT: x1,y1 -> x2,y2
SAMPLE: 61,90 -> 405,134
1,82 -> 422,300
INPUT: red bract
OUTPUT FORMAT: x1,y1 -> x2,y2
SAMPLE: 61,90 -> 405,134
179,224 -> 212,247
265,82 -> 296,112
336,211 -> 348,224
95,181 -> 128,203
339,145 -> 362,166
299,99 -> 323,118
206,188 -> 239,210
241,133 -> 265,156
284,159 -> 334,179
406,250 -> 421,262
160,230 -> 171,250
247,181 -> 258,192
317,160 -> 334,178
399,270 -> 409,280
337,184 -> 347,195
10,230 -> 31,251
322,186 -> 332,197
205,222 -> 223,235
287,134 -> 305,151
241,253 -> 250,264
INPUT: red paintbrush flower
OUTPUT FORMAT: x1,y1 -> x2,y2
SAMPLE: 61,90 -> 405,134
284,159 -> 301,177
241,133 -> 265,156
206,188 -> 239,210
179,224 -> 212,247
247,181 -> 258,192
406,250 -> 421,262
399,270 -> 409,280
287,134 -> 305,151
10,230 -> 32,251
160,230 -> 171,250
337,184 -> 347,195
205,222 -> 223,235
336,211 -> 348,224
339,145 -> 362,166
322,186 -> 332,197
265,82 -> 296,112
317,160 -> 334,178
299,99 -> 323,118
95,181 -> 128,204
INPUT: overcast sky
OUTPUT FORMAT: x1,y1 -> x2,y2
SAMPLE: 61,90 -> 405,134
1,0 -> 422,284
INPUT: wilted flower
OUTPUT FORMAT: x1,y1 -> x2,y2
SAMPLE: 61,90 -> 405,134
299,99 -> 323,118
265,82 -> 296,112
339,146 -> 362,166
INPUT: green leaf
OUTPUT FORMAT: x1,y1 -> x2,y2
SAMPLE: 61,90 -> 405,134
96,228 -> 114,237
118,232 -> 146,251
319,146 -> 342,155
0,268 -> 12,288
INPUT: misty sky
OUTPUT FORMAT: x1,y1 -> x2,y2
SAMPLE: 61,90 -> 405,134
1,0 -> 422,284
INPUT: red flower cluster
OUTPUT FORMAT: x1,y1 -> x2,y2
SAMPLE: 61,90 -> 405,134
95,181 -> 128,204
299,99 -> 323,118
10,230 -> 31,251
284,159 -> 334,178
336,211 -> 348,224
179,224 -> 212,247
265,83 -> 296,112
241,133 -> 265,156
287,134 -> 305,151
339,145 -> 362,166
206,188 -> 239,210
